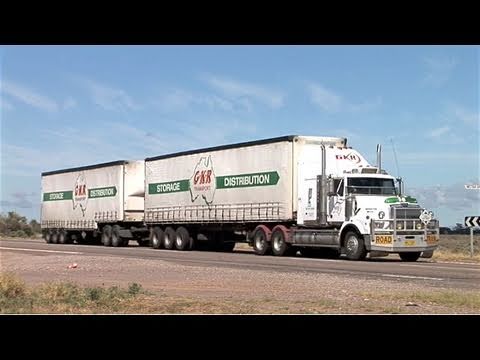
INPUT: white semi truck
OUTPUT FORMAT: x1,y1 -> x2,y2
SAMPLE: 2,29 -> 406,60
144,135 -> 439,261
41,160 -> 147,246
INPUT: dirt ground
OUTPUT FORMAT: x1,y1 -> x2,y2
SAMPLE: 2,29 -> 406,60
2,248 -> 479,314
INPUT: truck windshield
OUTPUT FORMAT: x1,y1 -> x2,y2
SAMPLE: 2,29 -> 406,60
347,177 -> 396,195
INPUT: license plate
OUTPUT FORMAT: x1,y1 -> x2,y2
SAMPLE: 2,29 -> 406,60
426,235 -> 437,244
404,240 -> 416,246
375,235 -> 393,245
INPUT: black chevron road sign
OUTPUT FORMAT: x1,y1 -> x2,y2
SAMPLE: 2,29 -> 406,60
465,216 -> 480,227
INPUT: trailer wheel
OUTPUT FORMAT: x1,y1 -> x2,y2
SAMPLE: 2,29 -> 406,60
102,225 -> 112,247
111,225 -> 122,247
253,225 -> 271,256
151,227 -> 164,249
344,231 -> 367,260
58,230 -> 67,244
44,230 -> 52,243
175,227 -> 190,251
163,227 -> 176,250
51,230 -> 58,244
271,225 -> 291,256
399,252 -> 421,262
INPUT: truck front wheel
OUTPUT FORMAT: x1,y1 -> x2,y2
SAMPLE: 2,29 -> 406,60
344,231 -> 367,260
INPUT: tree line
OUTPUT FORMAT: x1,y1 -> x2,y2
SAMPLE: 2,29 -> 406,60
0,211 -> 41,237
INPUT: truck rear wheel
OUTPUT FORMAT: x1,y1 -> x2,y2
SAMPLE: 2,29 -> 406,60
151,227 -> 164,249
344,231 -> 367,260
111,225 -> 122,247
175,227 -> 190,251
51,230 -> 58,244
271,225 -> 291,256
44,230 -> 52,243
399,252 -> 421,262
58,230 -> 67,244
253,225 -> 271,256
102,225 -> 112,247
163,227 -> 176,250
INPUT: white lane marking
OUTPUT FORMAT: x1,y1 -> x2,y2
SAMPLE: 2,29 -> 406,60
399,264 -> 480,271
382,274 -> 443,281
0,247 -> 82,255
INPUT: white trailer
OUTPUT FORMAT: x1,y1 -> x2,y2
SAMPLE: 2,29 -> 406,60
41,160 -> 147,246
145,135 -> 439,261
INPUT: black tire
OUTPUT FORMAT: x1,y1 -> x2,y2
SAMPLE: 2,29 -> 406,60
111,225 -> 122,247
44,230 -> 52,244
253,226 -> 271,256
58,230 -> 67,244
344,231 -> 367,260
163,227 -> 176,250
51,230 -> 58,244
271,227 -> 291,256
399,252 -> 421,262
151,227 -> 164,249
102,225 -> 112,247
175,227 -> 190,251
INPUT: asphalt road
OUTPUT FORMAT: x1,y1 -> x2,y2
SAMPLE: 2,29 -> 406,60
1,238 -> 479,290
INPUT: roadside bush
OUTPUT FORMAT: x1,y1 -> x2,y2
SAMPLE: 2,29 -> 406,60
0,211 -> 41,237
0,273 -> 27,298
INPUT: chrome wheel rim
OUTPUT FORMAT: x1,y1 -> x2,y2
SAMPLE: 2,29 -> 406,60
255,234 -> 265,250
346,235 -> 359,254
273,234 -> 283,252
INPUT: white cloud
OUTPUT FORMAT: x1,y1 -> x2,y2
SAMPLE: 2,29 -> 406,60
155,89 -> 235,113
307,82 -> 381,113
399,152 -> 478,165
203,75 -> 284,109
409,182 -> 480,212
450,105 -> 479,126
422,56 -> 457,87
1,80 -> 58,112
428,126 -> 450,138
77,77 -> 140,112
63,97 -> 77,110
308,83 -> 342,112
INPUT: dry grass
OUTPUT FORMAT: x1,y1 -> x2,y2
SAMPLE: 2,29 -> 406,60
431,235 -> 480,262
0,272 -> 145,314
361,290 -> 480,313
3,272 -> 480,314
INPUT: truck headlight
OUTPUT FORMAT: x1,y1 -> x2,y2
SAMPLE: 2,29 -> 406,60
416,223 -> 423,230
396,223 -> 404,230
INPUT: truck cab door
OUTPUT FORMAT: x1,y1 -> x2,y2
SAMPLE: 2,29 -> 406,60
328,178 -> 345,223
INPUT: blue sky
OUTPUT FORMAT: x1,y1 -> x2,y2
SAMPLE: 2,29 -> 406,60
0,45 -> 478,226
